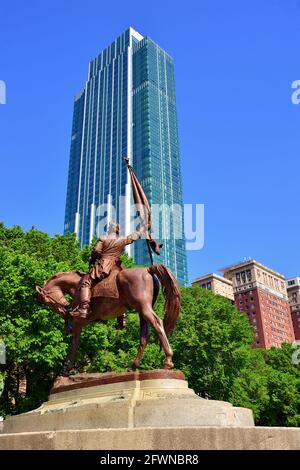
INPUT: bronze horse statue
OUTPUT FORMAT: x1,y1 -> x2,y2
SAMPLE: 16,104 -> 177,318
36,264 -> 180,376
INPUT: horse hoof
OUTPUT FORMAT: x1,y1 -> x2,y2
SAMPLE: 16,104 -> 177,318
127,365 -> 138,372
163,360 -> 174,370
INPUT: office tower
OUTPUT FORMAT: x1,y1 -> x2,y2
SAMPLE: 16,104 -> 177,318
286,277 -> 300,340
221,259 -> 295,348
64,27 -> 188,285
192,273 -> 234,301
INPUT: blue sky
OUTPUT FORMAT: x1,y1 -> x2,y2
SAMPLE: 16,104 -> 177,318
0,0 -> 299,283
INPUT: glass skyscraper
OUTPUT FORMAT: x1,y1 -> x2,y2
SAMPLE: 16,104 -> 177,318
64,27 -> 188,285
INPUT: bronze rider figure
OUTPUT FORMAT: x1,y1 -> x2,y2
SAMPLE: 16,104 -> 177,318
70,222 -> 145,321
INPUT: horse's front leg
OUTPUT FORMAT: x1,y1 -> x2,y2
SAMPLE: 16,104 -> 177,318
59,324 -> 82,377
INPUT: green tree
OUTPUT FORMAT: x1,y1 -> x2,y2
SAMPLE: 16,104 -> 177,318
170,285 -> 254,400
230,344 -> 300,426
0,224 -> 86,415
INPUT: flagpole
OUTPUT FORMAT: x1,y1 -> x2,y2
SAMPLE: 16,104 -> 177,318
146,237 -> 154,266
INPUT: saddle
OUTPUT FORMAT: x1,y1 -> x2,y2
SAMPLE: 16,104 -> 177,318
91,266 -> 121,299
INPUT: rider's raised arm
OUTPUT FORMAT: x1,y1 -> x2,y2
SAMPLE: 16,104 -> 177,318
124,226 -> 146,246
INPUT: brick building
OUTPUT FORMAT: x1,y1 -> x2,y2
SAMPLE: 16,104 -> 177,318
220,260 -> 295,348
286,277 -> 300,341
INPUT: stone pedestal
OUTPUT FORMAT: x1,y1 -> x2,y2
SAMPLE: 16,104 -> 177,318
2,370 -> 254,435
4,370 -> 299,449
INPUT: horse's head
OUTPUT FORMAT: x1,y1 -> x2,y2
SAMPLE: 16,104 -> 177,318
36,285 -> 67,317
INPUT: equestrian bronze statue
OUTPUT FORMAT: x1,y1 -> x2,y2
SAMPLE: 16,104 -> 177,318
36,161 -> 181,376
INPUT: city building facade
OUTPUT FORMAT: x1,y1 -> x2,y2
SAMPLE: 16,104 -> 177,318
286,277 -> 300,340
64,27 -> 188,285
221,260 -> 295,348
192,273 -> 234,301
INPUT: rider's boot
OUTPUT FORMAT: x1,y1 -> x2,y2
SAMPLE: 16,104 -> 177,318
71,286 -> 91,320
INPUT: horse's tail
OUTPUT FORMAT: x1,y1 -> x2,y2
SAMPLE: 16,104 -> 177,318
148,264 -> 181,336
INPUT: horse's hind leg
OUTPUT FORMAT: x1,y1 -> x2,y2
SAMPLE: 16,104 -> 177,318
140,306 -> 174,370
130,317 -> 150,371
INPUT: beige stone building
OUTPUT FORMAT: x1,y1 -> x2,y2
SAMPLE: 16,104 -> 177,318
192,273 -> 234,301
221,259 -> 287,297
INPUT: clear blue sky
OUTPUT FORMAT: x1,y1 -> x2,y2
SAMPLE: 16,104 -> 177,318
0,0 -> 299,283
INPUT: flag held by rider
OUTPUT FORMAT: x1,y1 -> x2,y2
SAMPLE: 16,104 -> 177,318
124,157 -> 163,261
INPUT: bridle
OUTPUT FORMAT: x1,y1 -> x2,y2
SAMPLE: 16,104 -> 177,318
41,287 -> 68,307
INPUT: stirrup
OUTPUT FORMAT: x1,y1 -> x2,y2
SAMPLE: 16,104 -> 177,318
70,305 -> 90,319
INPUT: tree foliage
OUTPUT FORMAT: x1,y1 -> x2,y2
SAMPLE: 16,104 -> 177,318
0,223 -> 299,426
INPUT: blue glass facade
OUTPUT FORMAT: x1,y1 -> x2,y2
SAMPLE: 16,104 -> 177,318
64,28 -> 188,285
